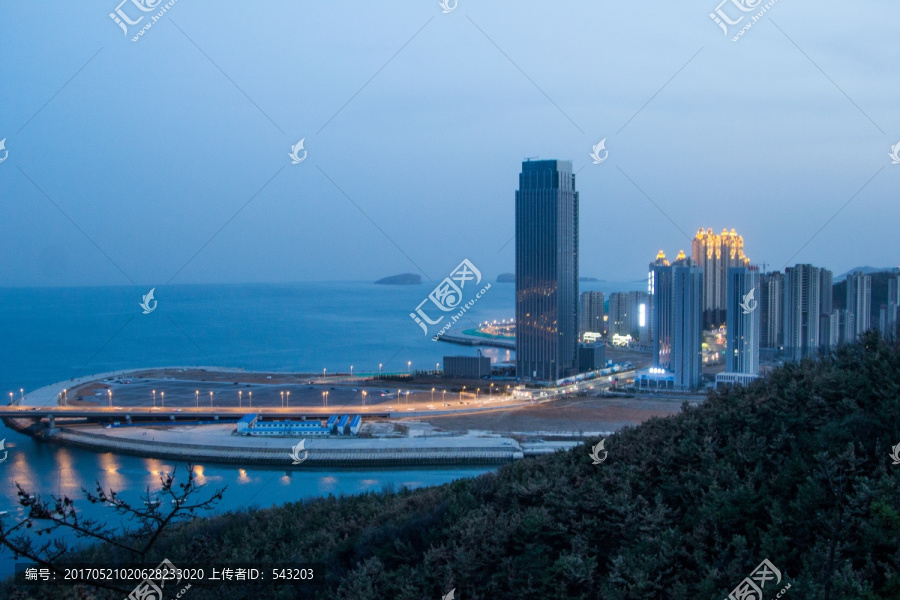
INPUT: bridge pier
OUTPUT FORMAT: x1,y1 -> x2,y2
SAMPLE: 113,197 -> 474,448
47,414 -> 59,436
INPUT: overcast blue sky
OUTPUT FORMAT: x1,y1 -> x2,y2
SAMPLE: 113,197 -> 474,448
1,0 -> 897,287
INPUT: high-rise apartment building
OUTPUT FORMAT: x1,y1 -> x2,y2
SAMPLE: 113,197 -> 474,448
783,264 -> 831,360
691,227 -> 750,328
726,267 -> 760,374
515,160 -> 579,382
846,272 -> 872,338
609,291 -> 650,341
579,291 -> 605,339
760,271 -> 783,350
650,252 -> 703,390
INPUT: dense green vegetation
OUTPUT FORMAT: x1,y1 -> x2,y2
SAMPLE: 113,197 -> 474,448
10,333 -> 900,599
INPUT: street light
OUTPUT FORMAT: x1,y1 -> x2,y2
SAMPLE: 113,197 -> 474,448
379,363 -> 382,375
490,383 -> 494,398
280,391 -> 284,407
460,386 -> 465,400
248,391 -> 252,408
475,388 -> 480,401
160,391 -> 164,408
323,368 -> 326,379
286,391 -> 290,407
209,391 -> 213,407
107,389 -> 112,408
152,389 -> 156,407
362,390 -> 367,406
8,392 -> 13,404
20,388 -> 24,401
442,390 -> 446,403
431,388 -> 435,403
195,390 -> 199,407
323,391 -> 329,407
407,361 -> 411,373
435,362 -> 439,373
350,365 -> 354,378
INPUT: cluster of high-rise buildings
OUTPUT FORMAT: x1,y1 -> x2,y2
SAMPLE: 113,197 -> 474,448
513,159 -> 898,388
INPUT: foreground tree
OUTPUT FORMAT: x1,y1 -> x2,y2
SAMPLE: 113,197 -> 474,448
0,464 -> 225,595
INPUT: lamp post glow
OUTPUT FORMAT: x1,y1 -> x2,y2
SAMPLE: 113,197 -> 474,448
238,390 -> 242,408
362,390 -> 367,406
442,390 -> 446,403
152,390 -> 156,407
323,368 -> 326,379
490,383 -> 493,398
20,388 -> 24,401
460,386 -> 465,400
209,391 -> 213,407
63,389 -> 67,403
160,391 -> 164,408
107,389 -> 112,408
379,363 -> 382,375
195,390 -> 199,407
280,391 -> 284,407
322,391 -> 329,407
286,391 -> 290,407
407,361 -> 411,373
248,391 -> 252,408
8,392 -> 13,404
431,388 -> 435,403
350,365 -> 353,377
435,362 -> 439,373
475,388 -> 479,401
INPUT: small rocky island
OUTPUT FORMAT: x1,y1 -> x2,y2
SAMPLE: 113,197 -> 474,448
375,273 -> 422,285
497,273 -> 515,283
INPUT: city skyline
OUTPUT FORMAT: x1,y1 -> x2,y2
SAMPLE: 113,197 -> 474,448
1,3 -> 898,288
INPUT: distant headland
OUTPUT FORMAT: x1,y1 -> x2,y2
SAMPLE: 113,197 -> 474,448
497,273 -> 515,283
375,273 -> 422,285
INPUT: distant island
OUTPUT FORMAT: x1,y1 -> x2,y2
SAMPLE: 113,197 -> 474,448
579,276 -> 603,282
497,273 -> 515,283
375,273 -> 422,285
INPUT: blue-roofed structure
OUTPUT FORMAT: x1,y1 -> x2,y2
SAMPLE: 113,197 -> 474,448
349,414 -> 362,435
236,414 -> 330,437
326,415 -> 339,431
336,414 -> 349,435
236,413 -> 362,436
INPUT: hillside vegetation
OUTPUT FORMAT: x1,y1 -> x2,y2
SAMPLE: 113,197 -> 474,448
10,333 -> 900,600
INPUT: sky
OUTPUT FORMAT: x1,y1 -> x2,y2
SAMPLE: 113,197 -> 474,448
0,0 -> 898,287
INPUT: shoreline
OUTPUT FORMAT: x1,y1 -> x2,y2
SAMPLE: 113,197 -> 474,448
7,366 -> 681,467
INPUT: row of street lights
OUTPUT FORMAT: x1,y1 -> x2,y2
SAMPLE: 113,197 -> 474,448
319,362 -> 443,378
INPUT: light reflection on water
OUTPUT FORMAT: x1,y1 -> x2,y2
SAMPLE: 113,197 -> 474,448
0,428 -> 496,579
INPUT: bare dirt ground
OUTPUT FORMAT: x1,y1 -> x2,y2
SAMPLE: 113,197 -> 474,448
413,394 -> 699,434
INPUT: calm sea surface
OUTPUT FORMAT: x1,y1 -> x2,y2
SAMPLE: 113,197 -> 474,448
0,280 -> 637,576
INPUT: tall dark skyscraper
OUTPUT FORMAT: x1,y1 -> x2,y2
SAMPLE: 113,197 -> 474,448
650,252 -> 703,390
515,160 -> 579,382
726,266 -> 760,374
